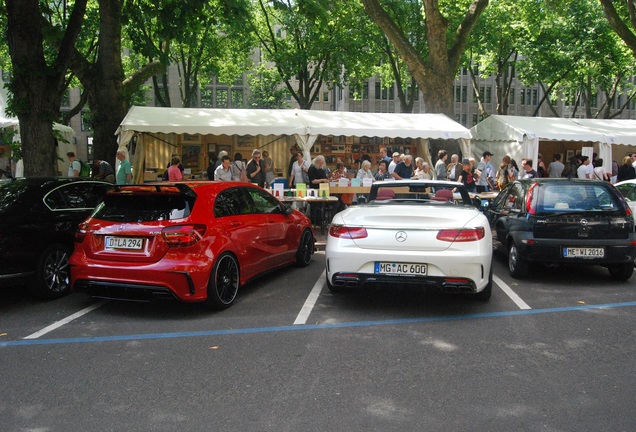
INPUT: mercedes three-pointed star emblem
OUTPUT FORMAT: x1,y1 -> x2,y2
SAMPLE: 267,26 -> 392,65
395,231 -> 407,242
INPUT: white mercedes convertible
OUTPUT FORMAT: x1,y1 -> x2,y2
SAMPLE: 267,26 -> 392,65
325,180 -> 493,300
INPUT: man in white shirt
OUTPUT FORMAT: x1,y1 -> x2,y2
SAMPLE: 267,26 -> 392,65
577,156 -> 594,179
66,152 -> 81,177
388,152 -> 400,174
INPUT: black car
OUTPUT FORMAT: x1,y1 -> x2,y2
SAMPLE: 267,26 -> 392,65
0,177 -> 112,298
488,178 -> 636,280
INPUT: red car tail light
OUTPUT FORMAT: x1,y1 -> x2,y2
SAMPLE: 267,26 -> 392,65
75,221 -> 89,243
437,227 -> 485,242
162,225 -> 207,247
329,225 -> 368,239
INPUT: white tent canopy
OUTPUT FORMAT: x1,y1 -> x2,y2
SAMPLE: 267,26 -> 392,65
468,115 -> 635,172
117,106 -> 472,182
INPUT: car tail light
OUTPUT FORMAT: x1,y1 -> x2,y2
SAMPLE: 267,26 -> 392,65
162,225 -> 206,247
75,221 -> 89,243
526,182 -> 539,215
329,225 -> 368,239
437,227 -> 485,242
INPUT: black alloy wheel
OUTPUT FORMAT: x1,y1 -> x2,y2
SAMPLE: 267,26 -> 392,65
206,253 -> 240,309
33,244 -> 72,299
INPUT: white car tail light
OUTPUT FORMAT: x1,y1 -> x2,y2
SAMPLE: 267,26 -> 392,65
436,227 -> 485,242
329,225 -> 368,239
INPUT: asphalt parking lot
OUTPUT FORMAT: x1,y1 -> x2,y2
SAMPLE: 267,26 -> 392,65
1,250 -> 635,431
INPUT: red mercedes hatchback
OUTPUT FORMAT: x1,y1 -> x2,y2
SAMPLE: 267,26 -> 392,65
70,182 -> 314,309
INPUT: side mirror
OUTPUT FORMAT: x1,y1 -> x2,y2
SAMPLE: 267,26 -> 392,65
284,204 -> 293,215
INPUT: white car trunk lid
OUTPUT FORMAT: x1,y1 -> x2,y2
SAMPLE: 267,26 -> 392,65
339,205 -> 479,251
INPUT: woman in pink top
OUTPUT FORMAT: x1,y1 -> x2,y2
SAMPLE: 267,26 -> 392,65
168,156 -> 183,181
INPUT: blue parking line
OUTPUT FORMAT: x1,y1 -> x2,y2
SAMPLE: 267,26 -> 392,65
2,301 -> 636,348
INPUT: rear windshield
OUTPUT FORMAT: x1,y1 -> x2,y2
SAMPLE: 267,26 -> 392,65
536,183 -> 621,213
92,193 -> 194,222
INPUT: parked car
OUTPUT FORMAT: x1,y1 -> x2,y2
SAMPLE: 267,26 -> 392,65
70,181 -> 315,309
0,177 -> 112,298
613,179 -> 636,215
488,178 -> 636,280
325,180 -> 493,300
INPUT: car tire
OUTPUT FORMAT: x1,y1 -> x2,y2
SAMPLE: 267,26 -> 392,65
508,241 -> 529,278
295,229 -> 314,267
473,268 -> 492,301
205,253 -> 240,309
608,263 -> 634,281
32,244 -> 72,299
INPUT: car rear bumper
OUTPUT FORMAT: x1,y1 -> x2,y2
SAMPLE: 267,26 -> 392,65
70,255 -> 213,302
514,237 -> 636,265
325,244 -> 491,292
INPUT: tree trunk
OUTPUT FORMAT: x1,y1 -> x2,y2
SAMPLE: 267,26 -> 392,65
360,0 -> 488,117
5,0 -> 87,176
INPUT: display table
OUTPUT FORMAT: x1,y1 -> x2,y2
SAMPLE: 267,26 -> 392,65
329,186 -> 371,194
278,196 -> 339,234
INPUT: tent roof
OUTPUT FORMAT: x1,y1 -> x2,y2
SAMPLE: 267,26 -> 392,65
470,115 -> 605,143
117,106 -> 471,140
571,118 -> 636,146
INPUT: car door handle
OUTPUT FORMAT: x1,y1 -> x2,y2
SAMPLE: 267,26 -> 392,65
228,221 -> 243,227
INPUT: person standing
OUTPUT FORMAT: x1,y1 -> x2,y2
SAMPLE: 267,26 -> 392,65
435,150 -> 448,181
547,153 -> 564,178
593,158 -> 611,181
262,150 -> 275,186
167,156 -> 183,181
380,147 -> 391,164
496,155 -> 514,190
374,160 -> 391,181
447,154 -> 460,181
92,159 -> 115,183
617,156 -> 636,182
388,152 -> 400,174
214,154 -> 233,181
577,156 -> 593,179
66,152 -> 81,177
206,152 -> 218,180
392,155 -> 414,180
231,153 -> 247,182
476,151 -> 494,192
520,158 -> 538,179
289,151 -> 310,187
115,150 -> 132,185
246,149 -> 266,187
457,158 -> 477,192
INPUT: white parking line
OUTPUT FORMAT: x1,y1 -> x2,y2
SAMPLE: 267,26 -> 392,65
294,270 -> 326,325
23,301 -> 108,339
493,275 -> 531,310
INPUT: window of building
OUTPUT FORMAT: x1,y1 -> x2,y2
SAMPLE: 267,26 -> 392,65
461,114 -> 467,126
485,86 -> 492,104
590,93 -> 598,108
216,89 -> 228,108
509,88 -> 515,104
323,91 -> 329,102
61,90 -> 71,107
461,86 -> 467,103
472,114 -> 478,126
455,85 -> 461,103
201,88 -> 213,108
532,89 -> 538,105
231,88 -> 243,108
520,89 -> 526,105
81,110 -> 92,132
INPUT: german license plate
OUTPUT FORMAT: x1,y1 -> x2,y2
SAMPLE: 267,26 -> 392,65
375,262 -> 427,276
563,247 -> 604,258
105,236 -> 144,251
